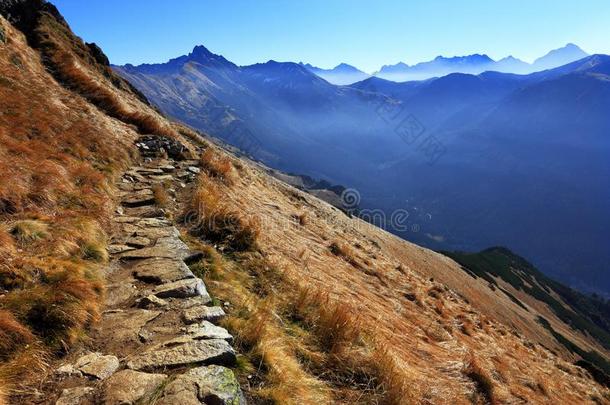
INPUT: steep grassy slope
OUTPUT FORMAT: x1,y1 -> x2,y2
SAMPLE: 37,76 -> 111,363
443,248 -> 610,376
0,1 -> 195,400
0,13 -> 133,398
181,145 -> 610,403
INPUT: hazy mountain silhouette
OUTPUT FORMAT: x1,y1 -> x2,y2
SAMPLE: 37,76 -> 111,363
373,44 -> 589,81
300,62 -> 370,85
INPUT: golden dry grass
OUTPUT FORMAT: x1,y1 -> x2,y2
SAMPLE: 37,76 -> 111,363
33,12 -> 179,140
180,145 -> 610,404
186,176 -> 259,251
0,16 -> 133,398
200,147 -> 236,184
151,183 -> 169,208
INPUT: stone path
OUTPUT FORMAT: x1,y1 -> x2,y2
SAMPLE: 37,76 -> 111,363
50,145 -> 246,405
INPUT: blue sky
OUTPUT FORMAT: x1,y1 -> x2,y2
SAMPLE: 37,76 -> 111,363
54,0 -> 610,73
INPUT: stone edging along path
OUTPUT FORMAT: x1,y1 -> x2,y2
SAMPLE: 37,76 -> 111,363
49,140 -> 247,405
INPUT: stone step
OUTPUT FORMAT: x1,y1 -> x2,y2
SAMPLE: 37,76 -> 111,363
132,167 -> 165,175
132,257 -> 194,284
119,236 -> 192,261
122,194 -> 155,208
108,244 -> 136,255
126,339 -> 236,371
153,278 -> 211,301
183,321 -> 233,343
157,365 -> 245,405
102,370 -> 167,405
99,309 -> 162,346
182,305 -> 226,324
123,206 -> 166,219
73,352 -> 120,380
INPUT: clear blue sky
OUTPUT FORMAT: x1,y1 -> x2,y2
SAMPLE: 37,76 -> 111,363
53,0 -> 610,73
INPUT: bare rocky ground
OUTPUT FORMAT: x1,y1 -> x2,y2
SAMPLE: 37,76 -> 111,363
31,143 -> 246,405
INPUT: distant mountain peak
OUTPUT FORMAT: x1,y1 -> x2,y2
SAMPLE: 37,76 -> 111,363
334,63 -> 359,71
190,45 -> 214,58
534,43 -> 588,70
299,62 -> 369,85
185,44 -> 234,67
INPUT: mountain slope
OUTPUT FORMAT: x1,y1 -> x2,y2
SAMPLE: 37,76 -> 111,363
443,247 -> 610,376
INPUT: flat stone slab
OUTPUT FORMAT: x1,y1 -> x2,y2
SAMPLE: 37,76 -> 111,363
136,294 -> 169,309
125,236 -> 151,248
159,164 -> 176,172
126,339 -> 236,371
158,365 -> 245,405
123,170 -> 147,182
173,296 -> 214,309
100,309 -> 161,343
132,257 -> 194,284
133,167 -> 165,175
56,387 -> 94,405
108,244 -> 136,255
75,352 -> 120,380
105,281 -> 138,307
135,226 -> 180,240
153,278 -> 210,300
185,321 -> 233,343
102,369 -> 167,405
183,305 -> 225,324
122,189 -> 155,207
124,206 -> 166,219
120,237 -> 191,261
135,218 -> 173,228
113,216 -> 141,224
149,174 -> 175,182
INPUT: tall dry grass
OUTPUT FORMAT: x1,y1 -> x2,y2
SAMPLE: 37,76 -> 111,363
200,147 -> 236,184
0,16 -> 131,398
32,12 -> 178,139
185,177 -> 259,251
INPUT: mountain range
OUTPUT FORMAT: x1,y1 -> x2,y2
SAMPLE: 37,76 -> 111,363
114,46 -> 610,297
302,43 -> 589,84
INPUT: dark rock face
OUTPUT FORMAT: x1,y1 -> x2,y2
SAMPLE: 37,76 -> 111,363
0,0 -> 66,46
86,42 -> 110,66
136,135 -> 192,160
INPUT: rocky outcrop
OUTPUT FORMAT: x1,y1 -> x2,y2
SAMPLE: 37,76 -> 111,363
45,154 -> 245,404
136,134 -> 192,160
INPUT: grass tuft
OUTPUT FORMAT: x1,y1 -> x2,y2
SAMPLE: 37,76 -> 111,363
200,148 -> 236,184
186,179 -> 259,251
10,220 -> 49,244
465,352 -> 497,405
151,183 -> 169,208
